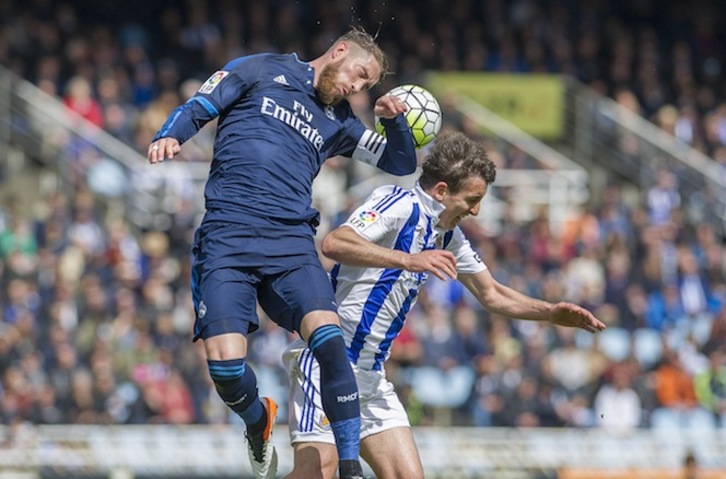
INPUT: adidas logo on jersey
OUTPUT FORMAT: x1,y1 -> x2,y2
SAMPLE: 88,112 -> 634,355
273,74 -> 289,86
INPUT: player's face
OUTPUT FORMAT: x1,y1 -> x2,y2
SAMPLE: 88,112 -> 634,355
438,176 -> 488,230
317,49 -> 381,105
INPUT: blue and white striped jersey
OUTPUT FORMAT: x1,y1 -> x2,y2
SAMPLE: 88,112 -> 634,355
331,184 -> 487,371
153,53 -> 416,226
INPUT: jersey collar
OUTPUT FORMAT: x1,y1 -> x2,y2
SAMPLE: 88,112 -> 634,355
291,52 -> 317,97
413,183 -> 446,222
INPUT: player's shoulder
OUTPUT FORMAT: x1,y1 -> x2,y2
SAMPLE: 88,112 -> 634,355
333,98 -> 355,117
222,52 -> 294,74
443,226 -> 467,248
365,185 -> 417,215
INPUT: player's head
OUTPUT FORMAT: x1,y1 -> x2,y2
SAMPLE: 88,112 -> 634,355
315,27 -> 389,105
419,132 -> 496,230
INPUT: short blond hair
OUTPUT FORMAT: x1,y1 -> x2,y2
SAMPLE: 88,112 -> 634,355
335,27 -> 389,82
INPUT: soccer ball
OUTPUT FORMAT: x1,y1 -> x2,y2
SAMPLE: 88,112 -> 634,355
375,84 -> 442,149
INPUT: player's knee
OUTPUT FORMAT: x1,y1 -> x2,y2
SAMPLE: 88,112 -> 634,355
286,444 -> 337,479
203,329 -> 249,360
401,463 -> 425,479
307,324 -> 350,376
207,358 -> 257,410
283,463 -> 332,479
371,462 -> 423,479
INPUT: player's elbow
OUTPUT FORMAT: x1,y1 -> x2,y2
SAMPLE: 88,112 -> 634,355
321,234 -> 342,261
480,289 -> 498,310
481,282 -> 513,312
393,163 -> 417,176
378,144 -> 417,176
380,157 -> 416,176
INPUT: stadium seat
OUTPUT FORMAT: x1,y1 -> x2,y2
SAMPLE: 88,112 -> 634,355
664,326 -> 686,350
574,329 -> 595,350
632,328 -> 663,368
410,365 -> 476,408
650,407 -> 717,431
690,314 -> 713,347
596,327 -> 631,362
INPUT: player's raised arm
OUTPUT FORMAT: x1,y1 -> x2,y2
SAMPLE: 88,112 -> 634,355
341,91 -> 417,177
374,93 -> 409,118
371,94 -> 418,176
373,85 -> 443,175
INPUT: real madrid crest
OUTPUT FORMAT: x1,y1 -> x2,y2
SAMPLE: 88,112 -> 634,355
325,105 -> 336,121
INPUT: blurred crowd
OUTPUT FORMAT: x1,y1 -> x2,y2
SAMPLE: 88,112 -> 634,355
1,0 -> 726,434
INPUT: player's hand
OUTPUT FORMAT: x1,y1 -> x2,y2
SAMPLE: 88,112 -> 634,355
148,138 -> 181,164
405,250 -> 457,280
374,94 -> 408,119
548,302 -> 606,333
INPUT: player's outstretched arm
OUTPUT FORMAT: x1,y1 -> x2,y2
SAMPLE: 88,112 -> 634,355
547,302 -> 606,333
458,269 -> 606,333
148,59 -> 253,164
322,225 -> 457,280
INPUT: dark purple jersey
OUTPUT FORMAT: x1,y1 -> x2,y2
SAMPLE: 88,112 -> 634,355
153,53 -> 416,226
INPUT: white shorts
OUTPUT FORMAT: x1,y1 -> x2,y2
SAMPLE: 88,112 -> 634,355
283,339 -> 410,445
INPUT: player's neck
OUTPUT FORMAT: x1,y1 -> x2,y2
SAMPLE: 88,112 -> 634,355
308,58 -> 324,88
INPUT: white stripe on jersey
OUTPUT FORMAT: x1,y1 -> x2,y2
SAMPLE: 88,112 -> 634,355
332,184 -> 487,371
351,129 -> 387,167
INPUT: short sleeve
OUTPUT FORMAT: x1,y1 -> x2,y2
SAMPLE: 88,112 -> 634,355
445,227 -> 487,275
342,185 -> 415,244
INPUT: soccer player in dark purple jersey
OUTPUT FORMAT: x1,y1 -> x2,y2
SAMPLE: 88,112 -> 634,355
148,28 -> 415,479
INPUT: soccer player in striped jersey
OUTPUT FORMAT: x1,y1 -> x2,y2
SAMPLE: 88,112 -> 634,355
283,132 -> 606,479
147,28 -> 416,479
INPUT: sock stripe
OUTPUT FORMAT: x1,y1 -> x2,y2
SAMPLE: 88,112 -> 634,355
206,358 -> 263,428
208,365 -> 246,378
309,329 -> 341,351
207,359 -> 247,379
308,325 -> 343,351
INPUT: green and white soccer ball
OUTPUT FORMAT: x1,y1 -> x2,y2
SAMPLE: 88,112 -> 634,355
375,84 -> 442,149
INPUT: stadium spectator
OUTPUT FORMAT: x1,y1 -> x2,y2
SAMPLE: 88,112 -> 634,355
647,170 -> 681,226
63,76 -> 104,128
545,328 -> 607,394
594,362 -> 643,434
694,348 -> 726,428
651,350 -> 715,429
646,283 -> 687,332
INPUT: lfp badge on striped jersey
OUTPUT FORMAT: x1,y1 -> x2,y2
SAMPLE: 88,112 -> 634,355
350,210 -> 380,231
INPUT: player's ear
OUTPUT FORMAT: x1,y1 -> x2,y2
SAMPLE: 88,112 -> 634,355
331,41 -> 348,59
432,182 -> 448,202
